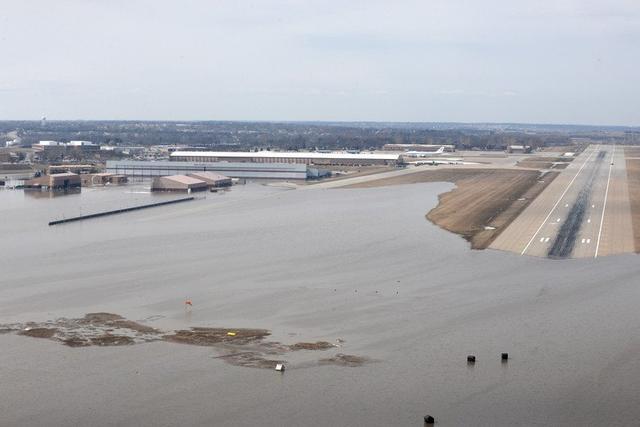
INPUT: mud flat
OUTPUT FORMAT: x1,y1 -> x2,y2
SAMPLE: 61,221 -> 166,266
625,155 -> 640,252
2,314 -> 352,370
347,169 -> 558,248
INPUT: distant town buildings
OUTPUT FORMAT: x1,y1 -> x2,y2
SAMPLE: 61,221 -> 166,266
5,139 -> 20,148
33,140 -> 99,152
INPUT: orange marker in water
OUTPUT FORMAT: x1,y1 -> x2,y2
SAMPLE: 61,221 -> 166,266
185,299 -> 193,307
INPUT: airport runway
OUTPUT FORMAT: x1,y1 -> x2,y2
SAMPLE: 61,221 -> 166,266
491,145 -> 635,258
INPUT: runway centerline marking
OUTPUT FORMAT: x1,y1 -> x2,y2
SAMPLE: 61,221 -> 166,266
520,146 -> 598,256
595,145 -> 615,258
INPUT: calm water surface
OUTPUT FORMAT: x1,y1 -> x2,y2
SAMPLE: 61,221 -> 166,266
1,182 -> 639,426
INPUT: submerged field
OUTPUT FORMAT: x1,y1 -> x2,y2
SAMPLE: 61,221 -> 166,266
1,183 -> 640,426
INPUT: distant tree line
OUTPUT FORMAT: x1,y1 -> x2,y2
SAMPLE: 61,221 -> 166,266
2,120 -> 637,153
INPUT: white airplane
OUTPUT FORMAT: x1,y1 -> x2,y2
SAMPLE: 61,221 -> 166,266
404,146 -> 447,157
411,159 -> 464,166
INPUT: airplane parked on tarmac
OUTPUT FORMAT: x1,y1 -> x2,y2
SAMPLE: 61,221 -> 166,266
404,146 -> 447,157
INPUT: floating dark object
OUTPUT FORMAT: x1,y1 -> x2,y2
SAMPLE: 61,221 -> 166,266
467,355 -> 476,364
501,353 -> 509,361
424,415 -> 435,424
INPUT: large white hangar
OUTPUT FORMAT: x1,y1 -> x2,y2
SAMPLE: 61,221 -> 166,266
170,151 -> 402,166
106,160 -> 314,180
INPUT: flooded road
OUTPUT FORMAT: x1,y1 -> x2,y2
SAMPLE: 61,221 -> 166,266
1,182 -> 640,426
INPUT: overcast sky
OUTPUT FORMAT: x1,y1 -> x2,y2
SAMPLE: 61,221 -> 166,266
1,0 -> 638,125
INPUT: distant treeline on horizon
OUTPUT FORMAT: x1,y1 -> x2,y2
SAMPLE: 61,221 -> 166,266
2,120 -> 639,151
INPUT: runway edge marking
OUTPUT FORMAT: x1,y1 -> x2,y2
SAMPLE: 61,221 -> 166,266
594,145 -> 615,258
520,146 -> 598,256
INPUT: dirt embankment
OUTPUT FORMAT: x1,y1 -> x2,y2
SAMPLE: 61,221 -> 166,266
625,154 -> 640,253
347,168 -> 559,249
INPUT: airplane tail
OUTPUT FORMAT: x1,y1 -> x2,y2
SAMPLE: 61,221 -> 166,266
436,146 -> 445,154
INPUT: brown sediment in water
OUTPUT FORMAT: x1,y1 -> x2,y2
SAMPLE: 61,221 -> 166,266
2,314 -> 366,369
163,328 -> 270,346
289,341 -> 335,351
90,335 -> 136,346
80,312 -> 159,334
62,337 -> 92,347
346,168 -> 559,249
18,327 -> 58,339
319,353 -> 371,367
3,313 -> 160,347
215,351 -> 285,369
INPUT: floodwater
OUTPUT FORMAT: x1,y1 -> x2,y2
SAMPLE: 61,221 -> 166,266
1,182 -> 640,426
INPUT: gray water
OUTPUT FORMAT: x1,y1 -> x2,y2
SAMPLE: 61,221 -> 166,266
1,182 -> 639,426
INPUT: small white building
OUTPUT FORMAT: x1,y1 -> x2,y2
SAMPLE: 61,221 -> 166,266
67,140 -> 95,146
507,145 -> 532,154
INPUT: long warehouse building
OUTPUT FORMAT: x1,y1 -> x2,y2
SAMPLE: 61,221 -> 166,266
106,160 -> 315,180
170,151 -> 402,166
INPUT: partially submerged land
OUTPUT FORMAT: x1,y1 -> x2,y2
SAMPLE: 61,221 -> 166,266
347,168 -> 559,249
1,313 -> 369,369
340,144 -> 639,258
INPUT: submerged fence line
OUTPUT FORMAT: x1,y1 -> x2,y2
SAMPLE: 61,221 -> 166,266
48,197 -> 195,226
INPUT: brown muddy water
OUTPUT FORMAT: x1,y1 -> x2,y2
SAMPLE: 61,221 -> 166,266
1,182 -> 640,426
